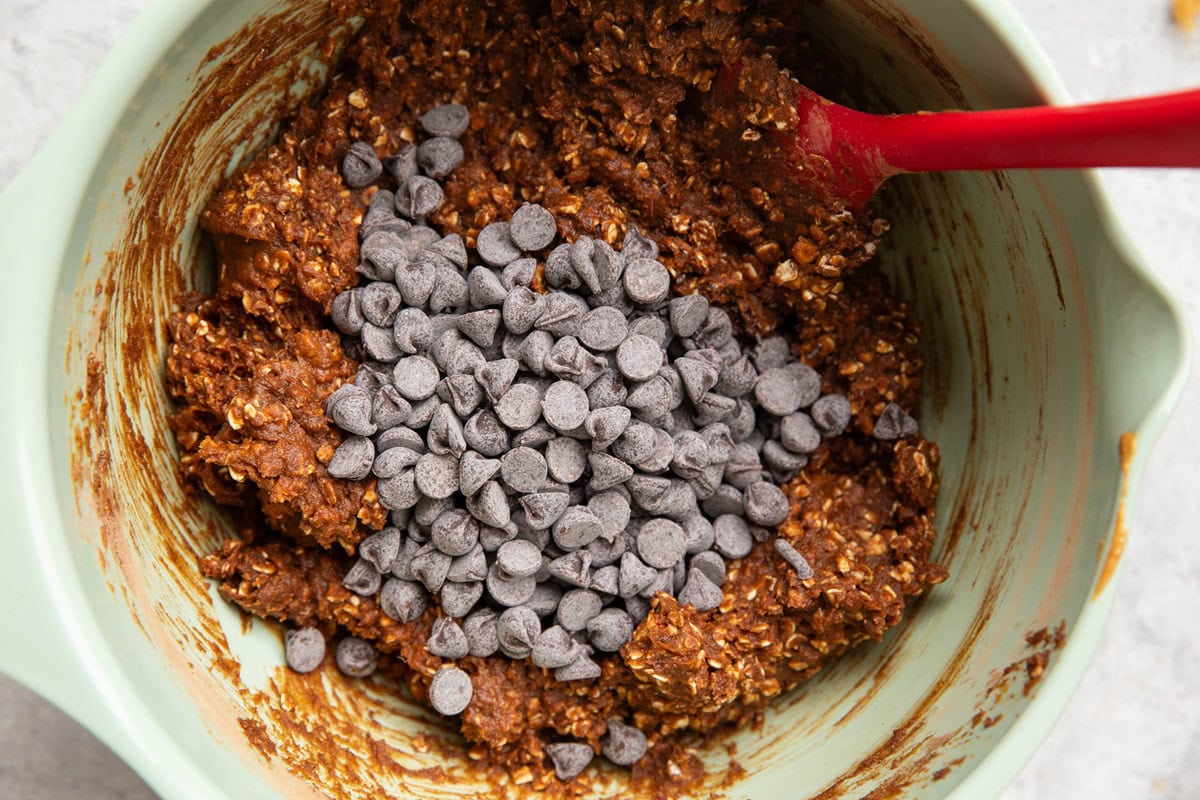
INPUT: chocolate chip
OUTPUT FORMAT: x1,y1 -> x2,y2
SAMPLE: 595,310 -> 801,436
677,568 -> 723,612
753,368 -> 809,417
457,451 -> 500,497
509,203 -> 557,251
412,452 -> 458,499
378,469 -> 420,510
779,412 -> 821,455
523,582 -> 564,619
675,355 -> 719,404
622,224 -> 659,261
463,409 -> 510,457
479,523 -> 518,552
590,564 -> 620,596
617,552 -> 658,598
466,480 -> 511,527
383,145 -> 418,183
463,608 -> 500,656
285,627 -> 326,673
624,595 -> 650,624
447,339 -> 486,377
502,257 -> 537,289
873,402 -> 919,440
427,508 -> 477,557
536,291 -> 587,338
497,605 -> 542,658
390,308 -> 431,356
328,384 -> 376,436
428,667 -> 473,715
610,420 -> 655,464
545,742 -> 594,781
440,374 -> 484,418
521,491 -> 570,530
531,625 -> 578,668
361,190 -> 401,237
431,232 -> 468,269
489,383 -> 539,431
342,557 -> 382,596
548,551 -> 592,588
426,403 -> 465,457
602,721 -> 647,766
535,380 -> 587,433
335,637 -> 379,678
713,514 -> 753,559
427,617 -> 470,660
569,237 -> 602,294
477,221 -> 522,267
545,436 -> 588,484
627,315 -> 669,348
519,329 -> 554,375
396,174 -> 444,219
668,295 -> 708,337
690,550 -> 726,587
497,446 -> 547,494
714,354 -> 757,398
392,356 -> 440,402
635,429 -> 675,476
501,286 -> 546,335
542,243 -> 577,289
628,375 -> 676,422
701,485 -> 744,518
552,506 -> 605,550
587,489 -> 631,539
453,310 -> 500,349
693,307 -> 733,350
587,285 -> 634,316
586,369 -> 628,409
578,306 -> 628,352
744,481 -> 789,526
622,258 -> 671,305
614,334 -> 662,382
588,452 -> 634,492
554,653 -> 602,682
342,141 -> 382,188
411,546 -> 453,593
417,136 -> 464,179
811,394 -> 852,437
497,539 -> 543,579
419,103 -> 471,138
556,589 -> 603,632
371,386 -> 411,432
585,608 -> 633,653
467,265 -> 508,308
331,289 -> 365,335
592,240 -> 624,290
753,336 -> 790,372
487,563 -> 538,608
360,281 -> 403,327
328,435 -> 375,480
474,358 -> 518,404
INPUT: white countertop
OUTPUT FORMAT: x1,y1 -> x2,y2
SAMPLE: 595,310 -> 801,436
2,2 -> 1198,798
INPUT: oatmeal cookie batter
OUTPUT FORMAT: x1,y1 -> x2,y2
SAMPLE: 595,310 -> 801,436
168,0 -> 946,789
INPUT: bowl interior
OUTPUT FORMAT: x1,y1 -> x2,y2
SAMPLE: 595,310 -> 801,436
55,1 -> 1185,797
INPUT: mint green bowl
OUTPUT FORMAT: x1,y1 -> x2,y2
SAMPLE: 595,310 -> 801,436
0,1 -> 1187,797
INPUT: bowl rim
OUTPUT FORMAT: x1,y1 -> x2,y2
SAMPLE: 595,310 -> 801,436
0,0 -> 1188,798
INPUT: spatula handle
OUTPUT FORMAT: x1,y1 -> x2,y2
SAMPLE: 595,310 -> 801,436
867,88 -> 1200,174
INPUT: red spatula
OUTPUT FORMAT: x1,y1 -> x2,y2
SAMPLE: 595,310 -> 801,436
723,73 -> 1200,211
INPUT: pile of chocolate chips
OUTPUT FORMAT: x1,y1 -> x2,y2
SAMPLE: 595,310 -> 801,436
283,104 -> 920,779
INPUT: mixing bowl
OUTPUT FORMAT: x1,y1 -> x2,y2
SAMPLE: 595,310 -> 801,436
0,0 -> 1187,797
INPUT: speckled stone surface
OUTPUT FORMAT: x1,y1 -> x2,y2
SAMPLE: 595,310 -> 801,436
1,2 -> 1198,798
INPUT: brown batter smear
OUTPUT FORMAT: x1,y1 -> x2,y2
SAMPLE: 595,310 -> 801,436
167,0 -> 947,791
